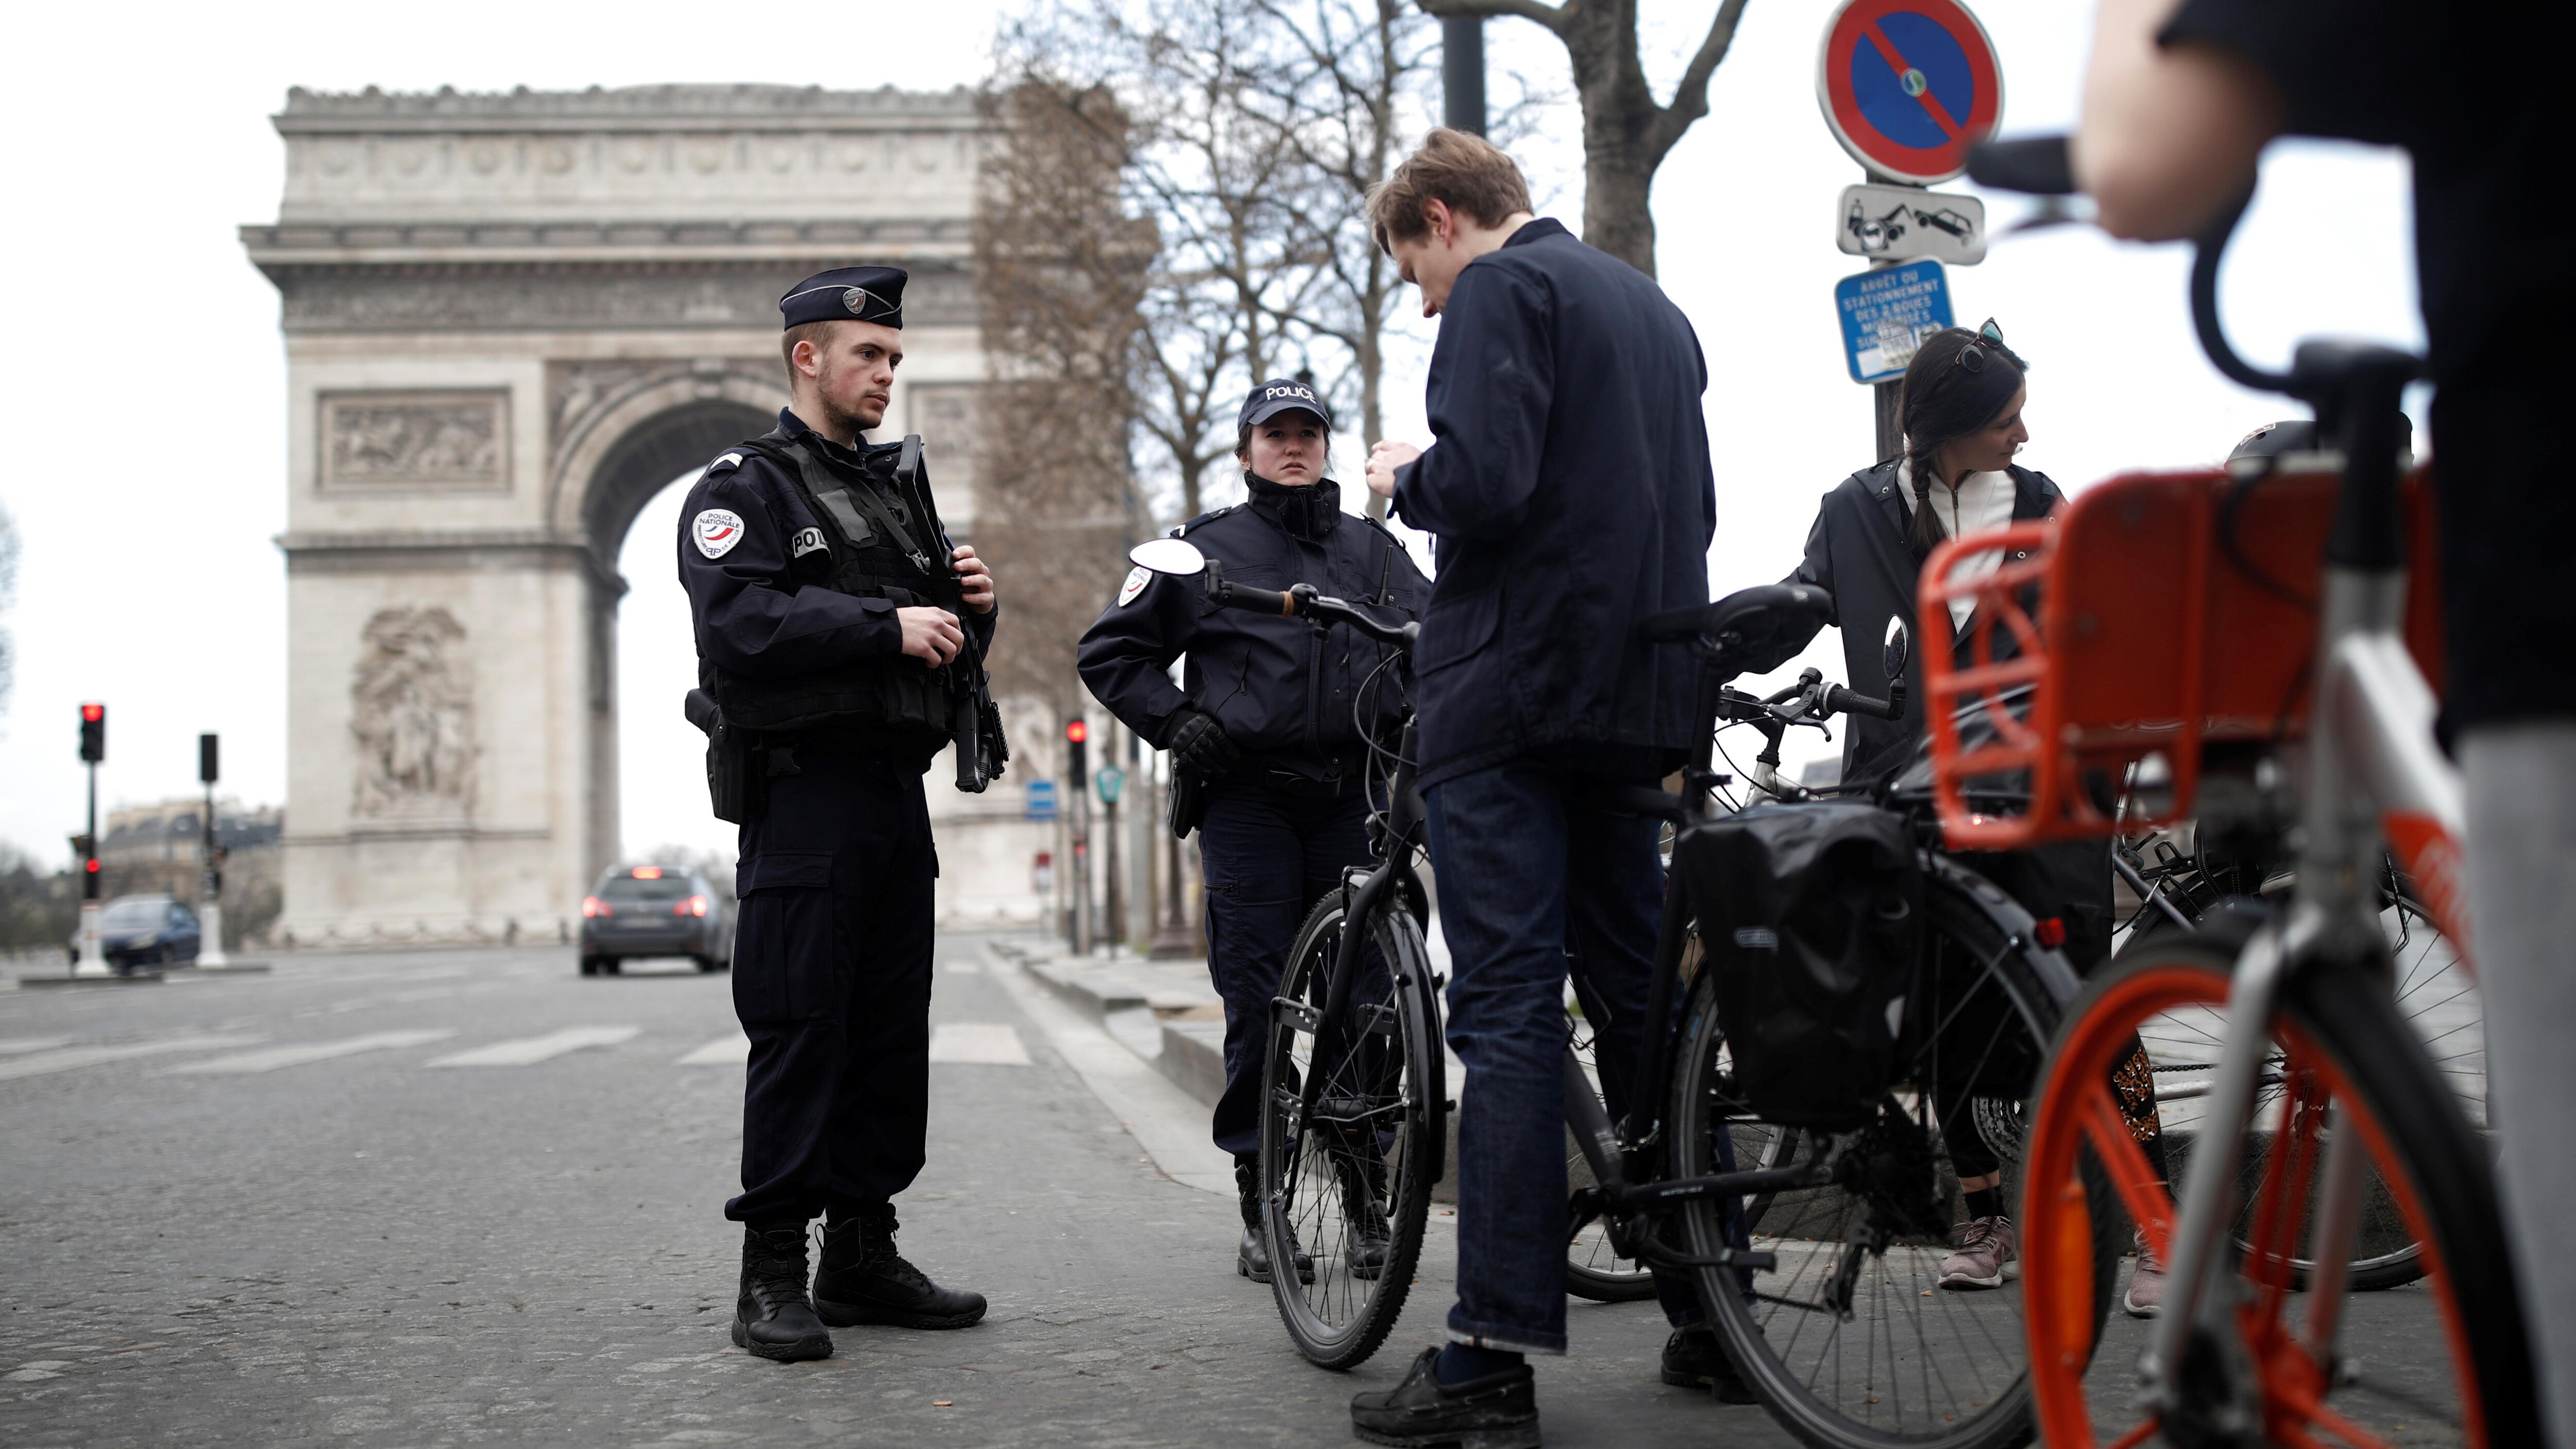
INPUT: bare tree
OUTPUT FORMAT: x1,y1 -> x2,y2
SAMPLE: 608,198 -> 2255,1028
1248,0 -> 1436,516
1418,0 -> 1752,276
972,79 -> 1154,711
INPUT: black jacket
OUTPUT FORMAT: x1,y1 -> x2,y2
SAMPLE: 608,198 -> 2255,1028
1787,458 -> 2060,787
1077,479 -> 1428,783
1389,217 -> 1717,788
678,408 -> 997,766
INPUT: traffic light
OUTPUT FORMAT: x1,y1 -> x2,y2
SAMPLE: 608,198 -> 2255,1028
79,703 -> 105,763
200,732 -> 220,785
1064,718 -> 1088,782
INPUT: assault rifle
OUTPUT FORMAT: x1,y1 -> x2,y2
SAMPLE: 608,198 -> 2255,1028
891,434 -> 1009,793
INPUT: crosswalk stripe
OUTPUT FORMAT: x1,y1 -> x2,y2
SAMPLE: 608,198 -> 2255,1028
0,1035 -> 264,1082
428,1026 -> 639,1067
170,1030 -> 454,1075
928,1022 -> 1030,1066
675,1034 -> 748,1067
0,1037 -> 72,1057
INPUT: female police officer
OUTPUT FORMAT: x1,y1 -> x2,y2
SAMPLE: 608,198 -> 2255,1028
1078,378 -> 1429,1282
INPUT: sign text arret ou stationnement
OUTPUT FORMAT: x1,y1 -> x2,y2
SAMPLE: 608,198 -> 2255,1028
1836,259 -> 1956,385
1839,182 -> 1986,265
1816,0 -> 2004,186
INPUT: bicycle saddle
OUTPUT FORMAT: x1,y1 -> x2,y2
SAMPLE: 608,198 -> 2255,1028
1638,584 -> 1835,678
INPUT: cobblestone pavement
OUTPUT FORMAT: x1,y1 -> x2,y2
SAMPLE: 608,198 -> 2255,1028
0,936 -> 1787,1447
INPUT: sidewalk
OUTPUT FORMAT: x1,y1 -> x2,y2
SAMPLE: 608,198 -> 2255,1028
990,933 -> 1469,1200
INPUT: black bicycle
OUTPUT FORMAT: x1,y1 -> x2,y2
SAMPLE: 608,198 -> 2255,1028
1126,543 -> 2114,1443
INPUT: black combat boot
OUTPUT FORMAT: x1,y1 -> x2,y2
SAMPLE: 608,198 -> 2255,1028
1235,1158 -> 1313,1284
1660,1323 -> 1758,1403
811,1205 -> 986,1329
730,1221 -> 833,1362
1337,1148 -> 1393,1280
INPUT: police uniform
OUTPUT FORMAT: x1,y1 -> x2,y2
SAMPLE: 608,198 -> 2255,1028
1076,380 -> 1429,1277
681,266 -> 989,1362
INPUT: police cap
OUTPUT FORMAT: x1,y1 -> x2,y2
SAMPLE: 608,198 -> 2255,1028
779,266 -> 907,330
1239,377 -> 1332,432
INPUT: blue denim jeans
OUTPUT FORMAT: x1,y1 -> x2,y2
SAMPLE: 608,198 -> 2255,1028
1425,749 -> 1698,1354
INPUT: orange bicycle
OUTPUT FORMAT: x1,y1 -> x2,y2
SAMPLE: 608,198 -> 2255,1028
1922,139 -> 2539,1447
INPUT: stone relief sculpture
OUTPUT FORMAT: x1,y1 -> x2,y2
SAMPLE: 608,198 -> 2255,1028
323,392 -> 506,488
351,607 -> 477,819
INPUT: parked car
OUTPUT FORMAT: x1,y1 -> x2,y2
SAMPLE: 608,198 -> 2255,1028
579,865 -> 732,976
66,894 -> 202,974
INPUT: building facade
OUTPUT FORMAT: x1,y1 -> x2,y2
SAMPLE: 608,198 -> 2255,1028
245,84 -> 1057,947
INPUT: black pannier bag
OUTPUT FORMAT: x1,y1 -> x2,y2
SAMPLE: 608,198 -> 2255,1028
1674,800 -> 1924,1131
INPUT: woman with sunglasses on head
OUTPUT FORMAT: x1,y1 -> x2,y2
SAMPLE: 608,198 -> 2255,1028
1785,321 -> 2175,1315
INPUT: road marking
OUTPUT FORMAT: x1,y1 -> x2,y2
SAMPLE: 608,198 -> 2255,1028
0,1035 -> 265,1082
676,1034 -> 748,1067
170,1030 -> 455,1075
428,1026 -> 640,1067
928,1022 -> 1030,1065
0,1037 -> 72,1056
990,949 -> 1233,1197
944,959 -> 983,976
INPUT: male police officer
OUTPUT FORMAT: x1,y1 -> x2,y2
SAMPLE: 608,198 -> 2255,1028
680,265 -> 994,1362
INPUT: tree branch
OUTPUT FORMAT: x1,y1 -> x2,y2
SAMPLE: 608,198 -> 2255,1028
1417,0 -> 1571,38
1649,0 -> 1751,157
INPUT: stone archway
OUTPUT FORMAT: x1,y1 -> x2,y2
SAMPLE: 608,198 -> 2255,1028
248,84 -> 994,947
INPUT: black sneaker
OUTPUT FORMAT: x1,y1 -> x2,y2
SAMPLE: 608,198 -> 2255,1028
812,1208 -> 986,1330
730,1222 -> 833,1362
1659,1324 -> 1758,1404
1351,1345 -> 1540,1448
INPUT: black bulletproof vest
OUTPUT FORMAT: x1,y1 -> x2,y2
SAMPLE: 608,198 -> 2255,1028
700,430 -> 951,742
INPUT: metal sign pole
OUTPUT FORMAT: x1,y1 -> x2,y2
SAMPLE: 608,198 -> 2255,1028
74,762 -> 106,976
198,732 -> 229,966
1443,17 -> 1487,135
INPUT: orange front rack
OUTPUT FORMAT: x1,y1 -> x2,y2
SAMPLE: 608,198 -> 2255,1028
1916,466 -> 2443,850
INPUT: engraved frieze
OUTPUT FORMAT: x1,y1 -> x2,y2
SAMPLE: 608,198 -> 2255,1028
320,390 -> 510,491
351,606 -> 477,820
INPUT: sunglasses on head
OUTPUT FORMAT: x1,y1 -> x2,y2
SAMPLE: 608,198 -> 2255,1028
1952,318 -> 2010,374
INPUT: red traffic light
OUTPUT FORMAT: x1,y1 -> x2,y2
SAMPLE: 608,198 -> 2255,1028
81,703 -> 103,723
78,702 -> 106,763
85,858 -> 100,874
1064,720 -> 1088,743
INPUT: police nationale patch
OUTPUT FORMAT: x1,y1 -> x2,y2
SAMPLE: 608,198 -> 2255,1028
693,508 -> 747,559
1116,566 -> 1151,607
790,526 -> 827,559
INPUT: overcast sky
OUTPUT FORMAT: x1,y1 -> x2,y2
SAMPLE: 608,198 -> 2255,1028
0,0 -> 2420,866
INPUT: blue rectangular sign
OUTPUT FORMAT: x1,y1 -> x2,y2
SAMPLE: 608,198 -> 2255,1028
1835,260 -> 1955,384
1025,779 -> 1058,821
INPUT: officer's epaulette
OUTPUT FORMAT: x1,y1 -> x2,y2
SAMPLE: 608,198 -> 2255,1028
703,448 -> 752,476
1174,504 -> 1240,537
1359,513 -> 1408,545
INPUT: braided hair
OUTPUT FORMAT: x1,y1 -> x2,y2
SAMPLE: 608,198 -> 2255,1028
1896,327 -> 2028,554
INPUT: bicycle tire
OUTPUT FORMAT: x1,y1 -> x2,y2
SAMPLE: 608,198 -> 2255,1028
2021,935 -> 2537,1447
1258,888 -> 1437,1369
1671,866 -> 2109,1449
1566,1009 -> 1659,1303
2138,880 -> 2475,1291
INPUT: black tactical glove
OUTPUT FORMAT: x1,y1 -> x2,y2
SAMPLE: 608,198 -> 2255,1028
1166,708 -> 1241,782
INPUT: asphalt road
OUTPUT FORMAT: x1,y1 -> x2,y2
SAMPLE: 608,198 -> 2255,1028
0,936 -> 1781,1448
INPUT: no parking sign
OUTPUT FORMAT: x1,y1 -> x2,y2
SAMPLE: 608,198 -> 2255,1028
1816,0 -> 2003,185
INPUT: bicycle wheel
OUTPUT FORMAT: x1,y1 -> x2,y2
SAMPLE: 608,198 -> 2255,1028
2156,877 -> 2478,1291
1564,1000 -> 1659,1303
2022,936 -> 2536,1447
1258,887 -> 1437,1369
1671,867 -> 2110,1449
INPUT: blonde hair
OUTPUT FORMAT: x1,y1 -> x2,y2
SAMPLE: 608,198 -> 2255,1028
1366,129 -> 1533,254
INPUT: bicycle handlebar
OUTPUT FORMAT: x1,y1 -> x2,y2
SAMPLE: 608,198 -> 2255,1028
1206,575 -> 1417,650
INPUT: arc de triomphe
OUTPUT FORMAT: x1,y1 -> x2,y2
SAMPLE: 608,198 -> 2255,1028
246,84 -> 1044,947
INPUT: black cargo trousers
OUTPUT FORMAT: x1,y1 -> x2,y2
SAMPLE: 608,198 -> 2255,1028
723,746 -> 938,1225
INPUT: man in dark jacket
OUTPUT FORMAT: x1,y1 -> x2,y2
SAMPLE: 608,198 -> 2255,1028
1351,129 -> 1719,1446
